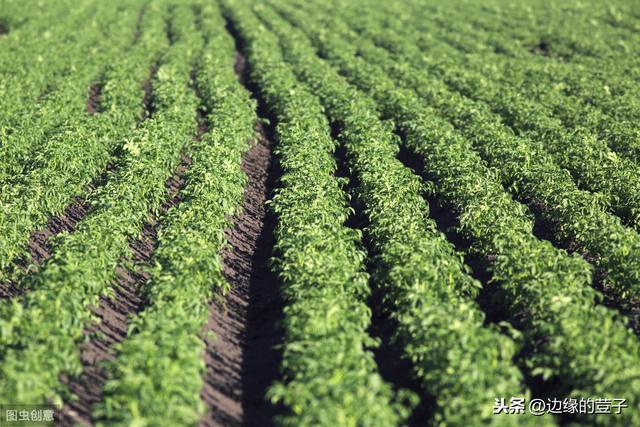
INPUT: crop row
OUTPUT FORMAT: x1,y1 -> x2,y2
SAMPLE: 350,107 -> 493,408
0,0 -> 166,281
294,0 -> 640,171
267,3 -> 640,425
3,1 -> 639,425
286,0 -> 640,304
222,1 -> 409,425
330,2 -> 640,307
0,2 -> 201,406
95,2 -> 257,424
255,6 -> 548,426
300,0 -> 640,306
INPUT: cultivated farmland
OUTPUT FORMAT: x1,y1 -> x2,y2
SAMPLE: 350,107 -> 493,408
0,0 -> 639,426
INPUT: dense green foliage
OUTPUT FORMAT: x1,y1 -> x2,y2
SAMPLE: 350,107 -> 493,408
0,0 -> 164,281
256,6 -> 546,426
95,3 -> 257,425
306,3 -> 640,306
262,2 -> 640,426
1,0 -> 639,425
223,2 -> 409,425
0,1 -> 198,405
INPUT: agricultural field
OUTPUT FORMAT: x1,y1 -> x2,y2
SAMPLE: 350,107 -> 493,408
1,0 -> 639,425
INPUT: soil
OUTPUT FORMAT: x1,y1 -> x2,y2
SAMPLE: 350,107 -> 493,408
594,277 -> 640,337
27,196 -> 91,266
86,83 -> 103,114
234,51 -> 249,85
198,35 -> 282,425
0,22 -> 7,35
56,76 -> 203,424
368,295 -> 435,426
199,120 -> 282,427
0,280 -> 21,299
394,145 -> 513,324
527,199 -> 640,337
57,238 -> 151,426
57,20 -> 286,427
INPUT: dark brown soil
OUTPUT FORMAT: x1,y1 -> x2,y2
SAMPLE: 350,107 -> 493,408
394,145 -> 513,324
199,119 -> 282,427
56,64 -> 208,422
195,26 -> 283,423
592,272 -> 640,337
395,145 -> 567,399
27,197 -> 91,266
0,197 -> 90,299
368,295 -> 434,426
58,238 -> 152,427
0,280 -> 21,299
2,64 -> 160,301
57,151 -> 195,426
86,83 -> 103,115
234,51 -> 249,86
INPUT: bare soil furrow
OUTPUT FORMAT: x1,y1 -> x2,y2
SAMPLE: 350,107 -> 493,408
199,44 -> 282,425
27,197 -> 91,266
199,119 -> 282,427
528,200 -> 640,337
141,65 -> 158,120
57,149 -> 193,426
395,145 -> 512,324
58,259 -> 149,426
86,82 -> 103,114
